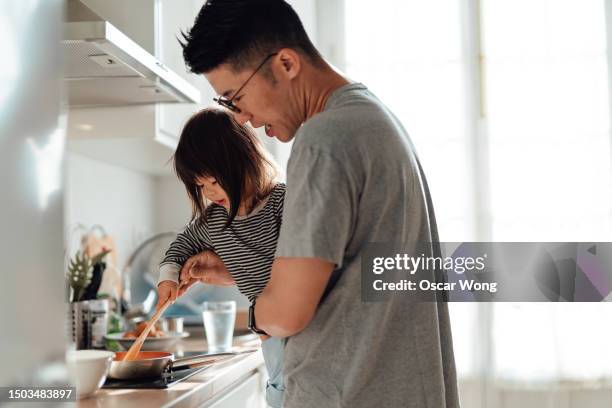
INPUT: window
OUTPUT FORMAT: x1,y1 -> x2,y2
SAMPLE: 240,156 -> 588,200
345,0 -> 476,242
343,0 -> 612,387
483,0 -> 611,242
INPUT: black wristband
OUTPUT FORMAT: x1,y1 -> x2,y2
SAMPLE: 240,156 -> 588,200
248,301 -> 268,335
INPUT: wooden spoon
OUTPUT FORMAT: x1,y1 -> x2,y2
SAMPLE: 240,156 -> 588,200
122,298 -> 172,361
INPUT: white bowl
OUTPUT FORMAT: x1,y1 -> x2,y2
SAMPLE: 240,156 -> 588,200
66,350 -> 114,399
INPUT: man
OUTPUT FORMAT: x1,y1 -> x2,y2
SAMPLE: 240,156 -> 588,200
179,1 -> 459,407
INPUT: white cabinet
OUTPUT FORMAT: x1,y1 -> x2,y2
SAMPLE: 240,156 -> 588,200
155,0 -> 216,149
203,371 -> 265,408
67,0 -> 211,175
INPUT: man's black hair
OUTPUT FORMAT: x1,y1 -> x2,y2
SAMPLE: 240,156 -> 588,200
180,0 -> 323,74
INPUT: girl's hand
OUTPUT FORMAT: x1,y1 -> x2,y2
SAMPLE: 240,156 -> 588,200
179,250 -> 236,287
156,280 -> 178,311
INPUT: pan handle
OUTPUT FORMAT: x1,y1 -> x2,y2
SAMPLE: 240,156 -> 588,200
171,349 -> 258,370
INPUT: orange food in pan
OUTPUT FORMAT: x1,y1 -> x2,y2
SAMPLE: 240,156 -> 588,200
113,351 -> 171,361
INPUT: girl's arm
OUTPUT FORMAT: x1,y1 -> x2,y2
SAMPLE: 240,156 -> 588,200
159,219 -> 213,284
156,220 -> 213,310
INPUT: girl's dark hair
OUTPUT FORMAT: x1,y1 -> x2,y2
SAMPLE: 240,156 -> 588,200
173,108 -> 278,228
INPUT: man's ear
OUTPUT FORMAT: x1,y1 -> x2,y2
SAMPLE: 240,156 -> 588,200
276,48 -> 301,80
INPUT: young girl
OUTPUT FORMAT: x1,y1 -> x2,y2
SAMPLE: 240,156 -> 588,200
156,108 -> 286,408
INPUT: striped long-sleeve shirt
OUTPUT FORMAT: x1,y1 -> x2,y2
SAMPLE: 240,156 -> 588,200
159,183 -> 285,302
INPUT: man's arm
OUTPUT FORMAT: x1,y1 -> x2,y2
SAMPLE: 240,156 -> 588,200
255,257 -> 334,338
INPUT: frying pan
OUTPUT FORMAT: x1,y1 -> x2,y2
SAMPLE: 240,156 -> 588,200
109,349 -> 256,380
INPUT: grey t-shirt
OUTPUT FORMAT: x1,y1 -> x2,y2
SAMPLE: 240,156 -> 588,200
275,83 -> 460,408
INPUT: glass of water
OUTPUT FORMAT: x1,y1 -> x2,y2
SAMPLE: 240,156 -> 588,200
201,301 -> 236,353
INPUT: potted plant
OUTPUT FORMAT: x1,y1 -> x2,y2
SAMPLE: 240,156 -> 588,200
67,249 -> 111,349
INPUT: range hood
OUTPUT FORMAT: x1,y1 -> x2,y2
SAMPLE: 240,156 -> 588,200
63,0 -> 200,107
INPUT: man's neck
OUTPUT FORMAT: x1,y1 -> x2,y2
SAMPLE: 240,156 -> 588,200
301,64 -> 350,120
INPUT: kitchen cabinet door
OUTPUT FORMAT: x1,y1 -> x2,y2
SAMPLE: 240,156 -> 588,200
66,0 -> 203,175
202,371 -> 265,408
156,0 -> 215,145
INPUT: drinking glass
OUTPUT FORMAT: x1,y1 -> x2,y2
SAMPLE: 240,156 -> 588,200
201,301 -> 236,353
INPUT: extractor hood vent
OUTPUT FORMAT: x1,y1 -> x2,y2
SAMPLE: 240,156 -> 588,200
63,2 -> 200,107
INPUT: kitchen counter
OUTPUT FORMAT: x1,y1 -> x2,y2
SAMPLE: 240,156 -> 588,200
79,329 -> 266,408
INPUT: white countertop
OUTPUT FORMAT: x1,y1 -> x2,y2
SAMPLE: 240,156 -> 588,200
78,330 -> 265,408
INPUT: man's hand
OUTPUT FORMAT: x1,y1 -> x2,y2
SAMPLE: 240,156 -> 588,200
156,280 -> 178,311
179,250 -> 235,288
177,278 -> 199,297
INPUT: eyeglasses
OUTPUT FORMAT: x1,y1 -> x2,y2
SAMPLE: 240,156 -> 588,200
213,52 -> 278,114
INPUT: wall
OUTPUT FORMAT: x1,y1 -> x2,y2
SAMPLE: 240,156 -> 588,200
65,152 -> 157,268
154,174 -> 192,232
